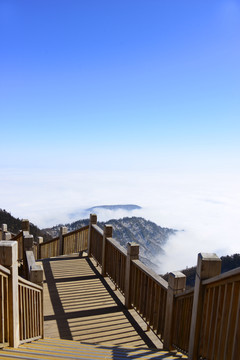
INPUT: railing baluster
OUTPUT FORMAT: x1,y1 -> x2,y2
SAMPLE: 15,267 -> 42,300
223,282 -> 236,360
1,276 -> 4,344
232,291 -> 240,360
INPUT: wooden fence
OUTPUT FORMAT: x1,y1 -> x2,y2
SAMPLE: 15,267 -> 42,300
39,236 -> 60,259
90,225 -> 103,265
39,226 -> 89,259
63,226 -> 88,255
88,216 -> 240,360
89,219 -> 168,340
0,241 -> 44,348
198,267 -> 240,360
172,288 -> 194,354
131,259 -> 168,340
0,264 -> 10,348
18,276 -> 43,344
105,237 -> 127,294
1,216 -> 240,358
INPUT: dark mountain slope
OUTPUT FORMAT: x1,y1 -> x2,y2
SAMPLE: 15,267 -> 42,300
0,209 -> 52,241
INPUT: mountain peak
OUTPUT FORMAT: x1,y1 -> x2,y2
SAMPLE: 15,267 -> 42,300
86,204 -> 142,212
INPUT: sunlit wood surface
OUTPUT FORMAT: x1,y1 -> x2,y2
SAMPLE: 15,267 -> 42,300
38,255 -> 162,348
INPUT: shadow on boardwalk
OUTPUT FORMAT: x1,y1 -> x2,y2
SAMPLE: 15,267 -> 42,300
41,254 -> 157,348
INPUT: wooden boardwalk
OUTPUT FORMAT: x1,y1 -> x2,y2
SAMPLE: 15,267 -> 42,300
39,254 -> 164,349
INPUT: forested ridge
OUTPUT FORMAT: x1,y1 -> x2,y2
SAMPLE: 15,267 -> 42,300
0,209 -> 52,241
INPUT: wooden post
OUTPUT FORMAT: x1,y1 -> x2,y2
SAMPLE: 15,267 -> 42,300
30,264 -> 43,285
37,236 -> 43,260
21,219 -> 30,232
23,234 -> 34,278
1,224 -> 7,232
0,241 -> 19,348
74,232 -> 78,254
163,271 -> 186,350
188,253 -> 221,360
3,232 -> 12,240
25,250 -> 43,285
125,242 -> 139,309
23,234 -> 34,251
87,214 -> 97,257
102,225 -> 113,277
59,226 -> 68,255
1,224 -> 7,240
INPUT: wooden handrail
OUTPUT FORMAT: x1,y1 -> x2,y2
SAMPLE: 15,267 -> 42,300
91,224 -> 104,236
202,266 -> 240,286
18,275 -> 43,291
132,259 -> 168,289
174,287 -> 194,299
39,236 -> 59,246
0,264 -> 11,276
106,236 -> 127,256
63,225 -> 89,238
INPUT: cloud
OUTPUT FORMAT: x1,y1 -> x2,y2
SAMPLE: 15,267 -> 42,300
1,168 -> 240,273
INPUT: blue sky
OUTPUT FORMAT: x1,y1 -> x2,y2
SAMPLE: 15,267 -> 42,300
1,1 -> 240,270
1,0 -> 240,171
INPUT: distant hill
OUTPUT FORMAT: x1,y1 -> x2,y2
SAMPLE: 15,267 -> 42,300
0,209 -> 52,241
43,216 -> 176,271
86,204 -> 142,212
2,208 -> 240,279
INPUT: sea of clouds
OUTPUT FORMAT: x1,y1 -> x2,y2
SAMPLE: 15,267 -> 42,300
1,168 -> 240,273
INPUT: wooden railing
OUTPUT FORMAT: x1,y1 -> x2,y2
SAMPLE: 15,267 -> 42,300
39,226 -> 89,259
0,264 -> 10,348
105,237 -> 127,294
89,217 -> 168,339
18,276 -> 43,343
39,236 -> 60,259
63,226 -> 88,255
87,217 -> 240,359
172,288 -> 194,354
0,240 -> 43,348
131,259 -> 168,340
198,267 -> 240,360
2,216 -> 240,358
90,225 -> 103,265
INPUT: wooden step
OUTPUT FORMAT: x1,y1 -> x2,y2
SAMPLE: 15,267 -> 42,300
0,339 -> 188,359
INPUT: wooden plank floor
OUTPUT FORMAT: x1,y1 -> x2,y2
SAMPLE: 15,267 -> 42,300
38,255 -> 163,349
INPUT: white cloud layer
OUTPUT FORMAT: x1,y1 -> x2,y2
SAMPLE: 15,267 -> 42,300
1,168 -> 240,273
